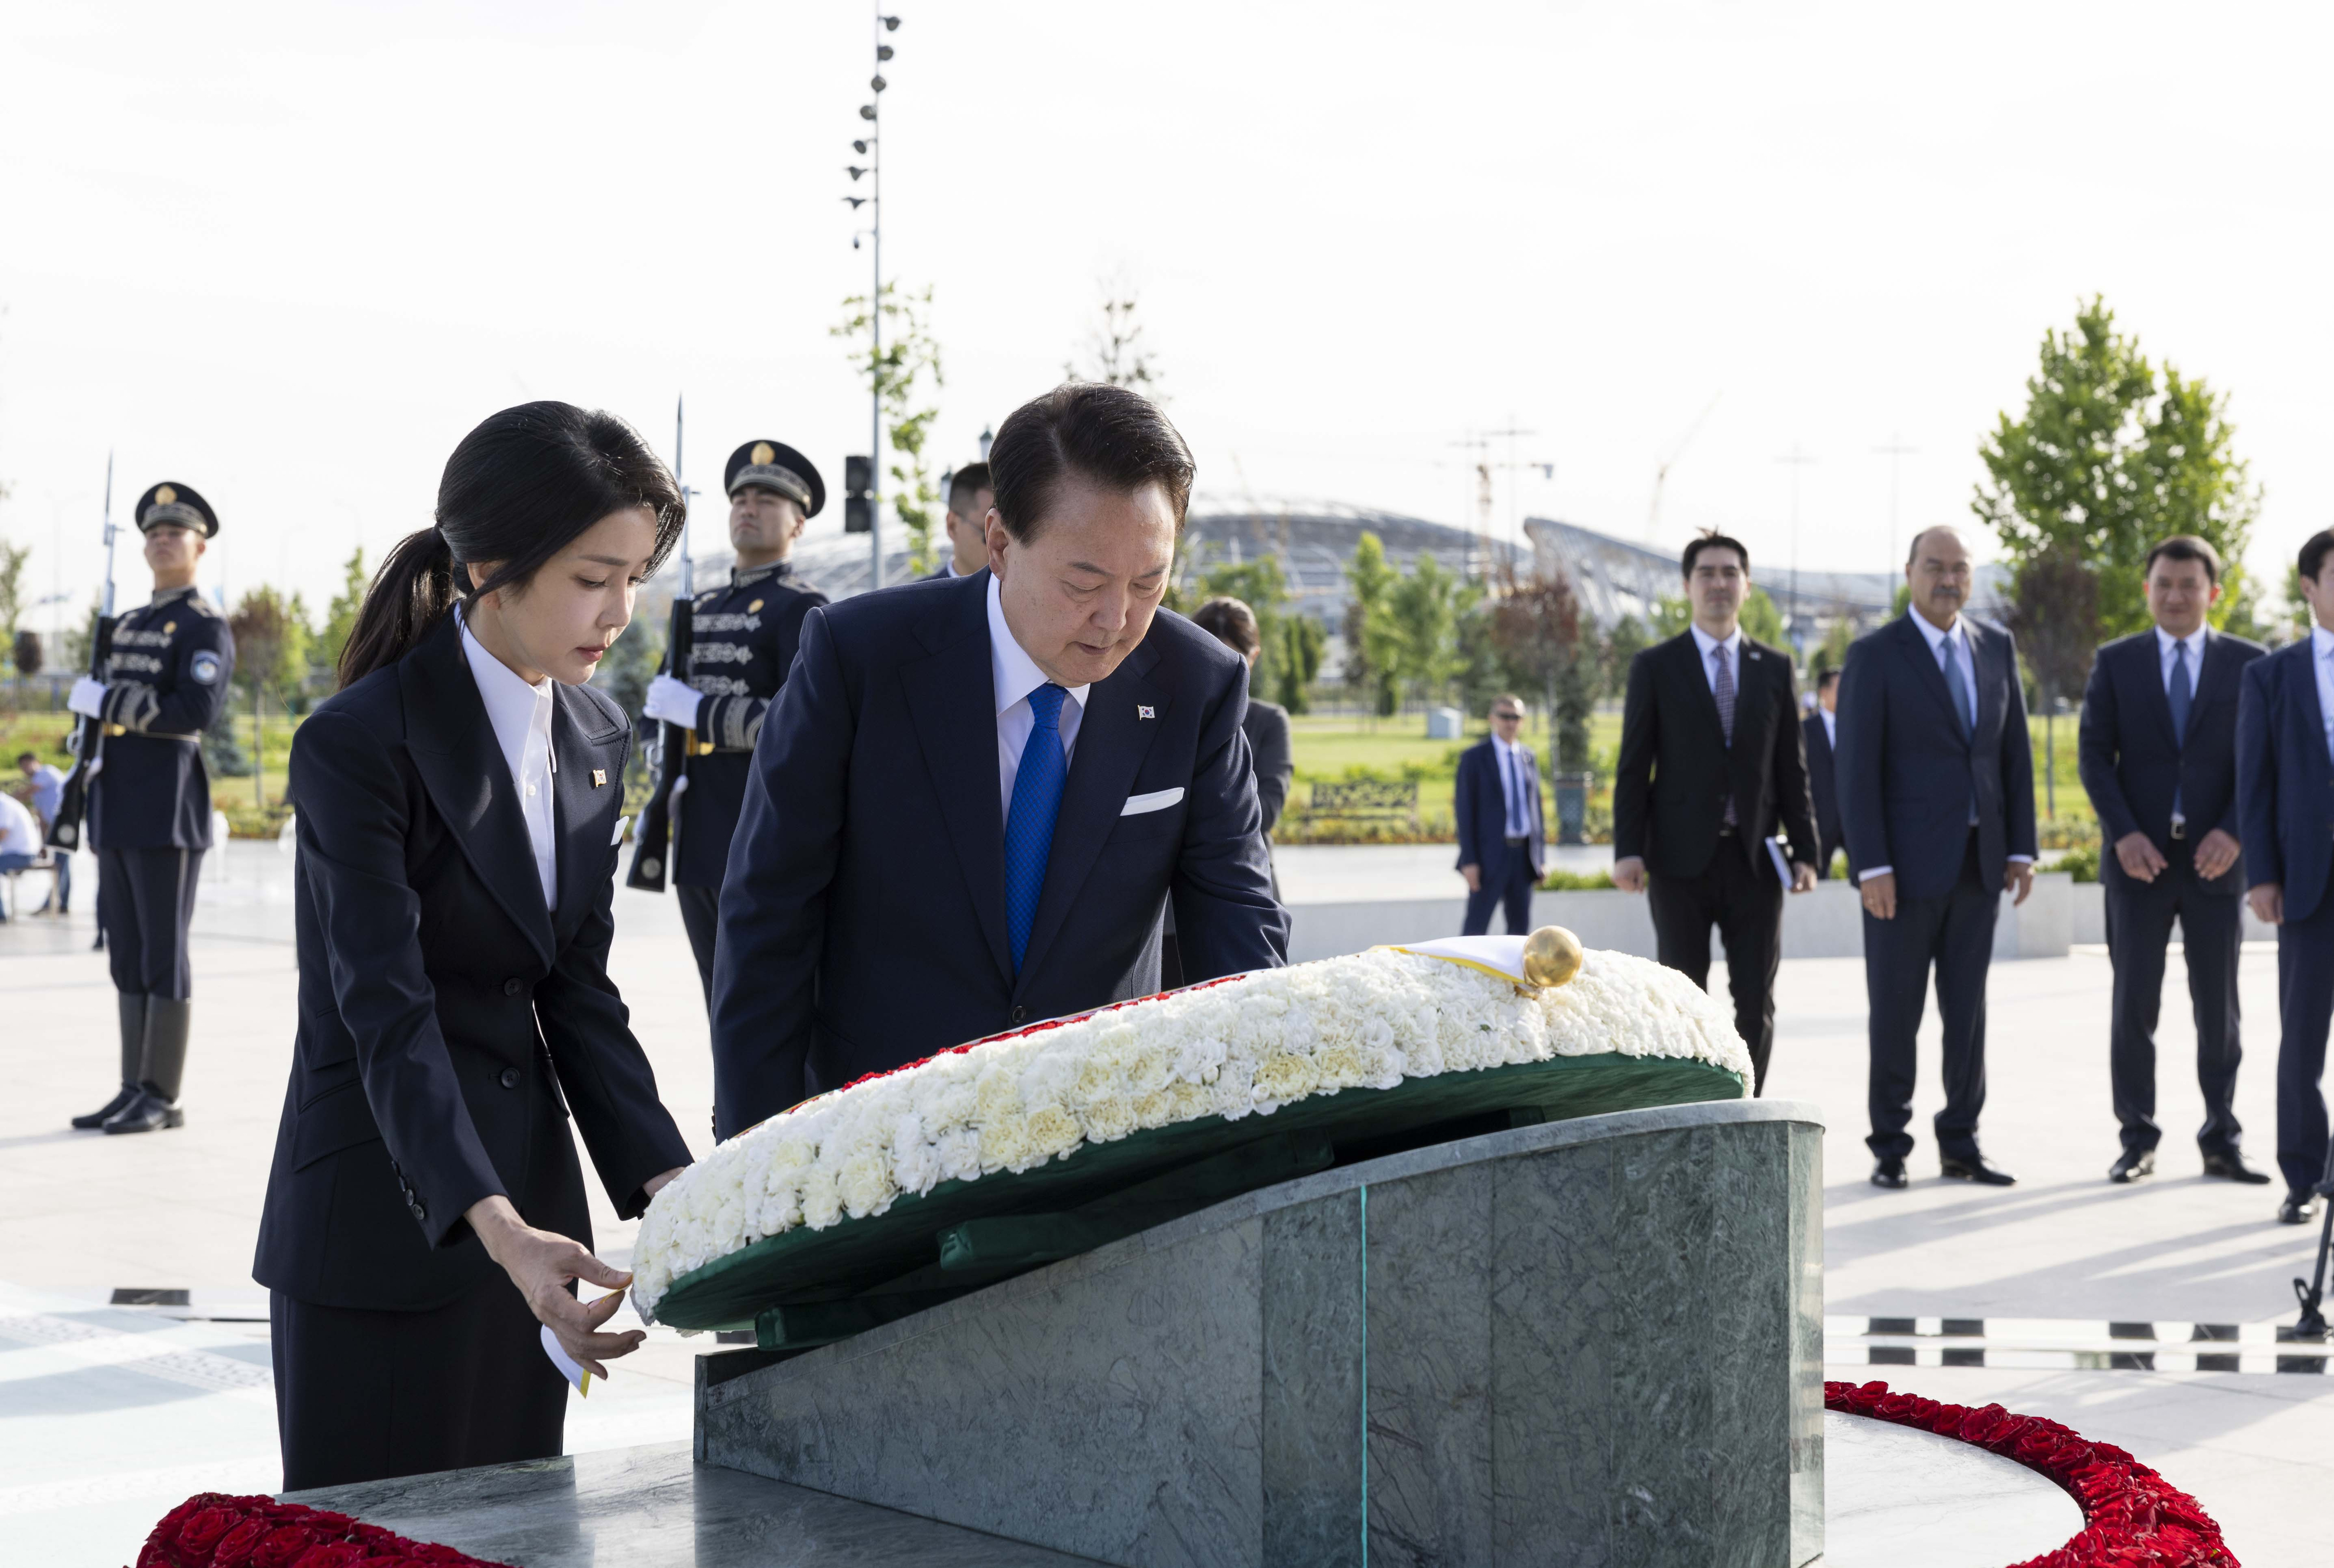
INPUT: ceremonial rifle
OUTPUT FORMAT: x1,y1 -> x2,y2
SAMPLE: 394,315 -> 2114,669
46,453 -> 117,853
626,398 -> 695,892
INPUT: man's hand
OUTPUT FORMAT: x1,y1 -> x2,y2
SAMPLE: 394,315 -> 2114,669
2193,828 -> 2241,882
1460,863 -> 1483,894
1860,871 -> 1897,920
2005,860 -> 2033,907
1611,855 -> 1647,894
643,1166 -> 686,1199
642,674 -> 703,729
2249,882 -> 2284,926
67,677 -> 107,720
2113,831 -> 2168,883
1790,862 -> 1817,894
466,1195 -> 645,1380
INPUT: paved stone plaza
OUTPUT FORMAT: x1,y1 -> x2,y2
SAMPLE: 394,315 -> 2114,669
4,842 -> 2330,1563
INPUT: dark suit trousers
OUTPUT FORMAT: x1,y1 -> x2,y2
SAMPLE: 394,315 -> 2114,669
677,882 -> 720,1006
2275,897 -> 2334,1196
1863,834 -> 1996,1162
98,846 -> 201,1000
272,1276 -> 566,1491
1463,848 -> 1536,936
2104,850 -> 2244,1157
1648,841 -> 1784,1093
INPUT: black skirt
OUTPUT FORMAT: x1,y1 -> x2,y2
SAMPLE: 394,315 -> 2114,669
271,1276 -> 568,1492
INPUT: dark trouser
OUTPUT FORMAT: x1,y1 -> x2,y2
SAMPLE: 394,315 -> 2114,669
97,846 -> 201,999
2104,849 -> 2244,1157
1462,845 -> 1536,936
1648,839 -> 1785,1094
2274,895 -> 2334,1196
677,881 -> 720,1007
272,1278 -> 567,1492
1864,834 -> 1997,1163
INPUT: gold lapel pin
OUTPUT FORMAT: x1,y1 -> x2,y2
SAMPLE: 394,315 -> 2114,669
592,769 -> 607,788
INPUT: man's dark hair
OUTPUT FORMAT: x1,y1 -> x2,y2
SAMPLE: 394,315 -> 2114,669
1816,668 -> 1841,693
1681,530 -> 1749,578
948,461 -> 993,513
2302,531 -> 2334,586
14,751 -> 36,767
1191,596 -> 1260,658
988,383 -> 1194,544
2144,534 -> 2223,583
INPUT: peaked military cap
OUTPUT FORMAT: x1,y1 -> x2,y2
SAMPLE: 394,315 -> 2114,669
135,482 -> 219,537
724,440 -> 824,517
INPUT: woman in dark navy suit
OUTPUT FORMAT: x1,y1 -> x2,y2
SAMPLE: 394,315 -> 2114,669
254,403 -> 695,1490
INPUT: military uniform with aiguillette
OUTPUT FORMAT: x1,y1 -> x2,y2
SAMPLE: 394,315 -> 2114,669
666,441 -> 827,996
75,484 -> 236,1134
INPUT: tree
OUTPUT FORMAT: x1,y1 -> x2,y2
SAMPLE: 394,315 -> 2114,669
0,538 -> 27,657
1067,276 -> 1163,397
1386,552 -> 1464,709
835,282 -> 946,575
1194,555 -> 1292,706
1343,532 -> 1402,719
1976,296 -> 2260,642
1602,614 -> 1648,698
2001,548 -> 2098,818
1489,566 -> 1594,770
1810,616 -> 1856,679
1741,586 -> 1786,647
227,586 -> 313,808
1652,594 -> 1690,639
314,546 -> 367,689
1277,614 -> 1325,713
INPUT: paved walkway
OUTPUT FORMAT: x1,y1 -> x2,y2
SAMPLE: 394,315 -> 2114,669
2,841 -> 2328,1563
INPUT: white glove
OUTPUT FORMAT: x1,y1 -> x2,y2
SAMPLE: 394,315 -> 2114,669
643,674 -> 703,729
68,677 -> 109,719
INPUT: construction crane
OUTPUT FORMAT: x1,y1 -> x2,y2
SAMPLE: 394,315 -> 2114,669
1646,393 -> 1722,543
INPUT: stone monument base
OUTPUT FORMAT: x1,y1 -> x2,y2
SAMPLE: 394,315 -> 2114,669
696,1098 -> 1822,1567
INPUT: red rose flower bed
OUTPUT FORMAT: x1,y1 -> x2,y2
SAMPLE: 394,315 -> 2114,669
131,1493 -> 513,1568
1828,1380 -> 2239,1567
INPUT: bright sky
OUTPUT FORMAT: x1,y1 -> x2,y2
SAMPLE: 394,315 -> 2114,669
4,0 -> 2330,636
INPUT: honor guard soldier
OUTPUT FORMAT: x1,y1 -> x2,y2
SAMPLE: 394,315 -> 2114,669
66,482 -> 236,1134
640,440 -> 829,998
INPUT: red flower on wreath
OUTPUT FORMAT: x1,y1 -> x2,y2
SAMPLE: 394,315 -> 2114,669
1826,1380 -> 2239,1568
130,1494 -> 518,1568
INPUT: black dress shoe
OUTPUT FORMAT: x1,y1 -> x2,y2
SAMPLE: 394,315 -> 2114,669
72,1084 -> 142,1131
1870,1157 -> 1908,1189
1940,1153 -> 2017,1186
2201,1151 -> 2273,1185
2108,1149 -> 2155,1184
102,1091 -> 184,1135
2279,1191 -> 2321,1224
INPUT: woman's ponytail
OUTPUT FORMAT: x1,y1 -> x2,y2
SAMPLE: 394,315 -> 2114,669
337,526 -> 457,689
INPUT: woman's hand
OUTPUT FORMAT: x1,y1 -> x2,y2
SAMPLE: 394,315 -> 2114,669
465,1194 -> 643,1379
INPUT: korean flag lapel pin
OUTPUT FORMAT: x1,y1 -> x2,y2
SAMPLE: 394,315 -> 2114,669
1137,705 -> 1155,720
592,768 -> 607,788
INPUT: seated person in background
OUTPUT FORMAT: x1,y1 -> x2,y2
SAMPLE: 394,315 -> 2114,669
17,752 -> 70,913
0,787 -> 43,920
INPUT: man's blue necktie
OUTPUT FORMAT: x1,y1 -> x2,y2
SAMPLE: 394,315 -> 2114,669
1507,747 -> 1531,837
2168,639 -> 2192,823
1004,684 -> 1070,972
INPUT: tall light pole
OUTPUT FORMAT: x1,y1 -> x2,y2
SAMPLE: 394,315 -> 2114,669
847,9 -> 901,590
1872,434 -> 1918,573
1775,446 -> 1816,651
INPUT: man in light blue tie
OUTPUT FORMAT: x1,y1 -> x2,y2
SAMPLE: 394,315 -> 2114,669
710,384 -> 1290,1136
1454,696 -> 1545,936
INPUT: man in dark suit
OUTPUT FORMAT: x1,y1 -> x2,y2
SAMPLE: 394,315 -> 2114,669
710,385 -> 1290,1136
2237,528 -> 2334,1224
1454,695 -> 1545,937
1612,531 -> 1819,1094
2079,536 -> 2268,1186
923,463 -> 995,581
1804,669 -> 1846,877
1837,524 -> 2037,1188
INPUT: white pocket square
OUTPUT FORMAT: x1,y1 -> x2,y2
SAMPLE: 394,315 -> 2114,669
1120,787 -> 1185,817
611,816 -> 631,846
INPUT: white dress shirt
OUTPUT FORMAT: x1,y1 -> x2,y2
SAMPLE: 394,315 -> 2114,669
1491,732 -> 1536,838
1687,622 -> 1743,707
947,557 -> 975,578
1819,707 -> 1836,750
2313,626 -> 2334,768
459,608 -> 558,910
1859,612 -> 2031,883
989,573 -> 1091,820
0,790 -> 39,858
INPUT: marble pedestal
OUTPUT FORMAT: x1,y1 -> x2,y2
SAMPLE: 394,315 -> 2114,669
696,1098 -> 1825,1567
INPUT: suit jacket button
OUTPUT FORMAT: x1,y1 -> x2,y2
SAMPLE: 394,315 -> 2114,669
1011,1006 -> 1027,1024
504,978 -> 524,998
499,1066 -> 522,1089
